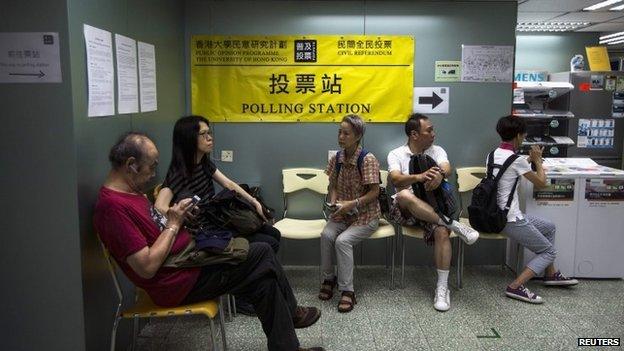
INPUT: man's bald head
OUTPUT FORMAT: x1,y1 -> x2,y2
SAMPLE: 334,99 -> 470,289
108,132 -> 155,170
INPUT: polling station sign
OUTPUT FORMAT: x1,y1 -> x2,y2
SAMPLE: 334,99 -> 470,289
191,35 -> 414,122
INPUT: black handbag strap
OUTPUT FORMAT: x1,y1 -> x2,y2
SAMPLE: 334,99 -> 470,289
487,150 -> 520,210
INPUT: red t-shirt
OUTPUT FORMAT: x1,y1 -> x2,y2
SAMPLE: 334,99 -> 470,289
94,187 -> 200,307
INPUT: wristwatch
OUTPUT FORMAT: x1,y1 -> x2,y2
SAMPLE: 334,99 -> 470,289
164,225 -> 178,235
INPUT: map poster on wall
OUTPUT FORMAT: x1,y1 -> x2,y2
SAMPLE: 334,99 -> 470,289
585,179 -> 624,201
460,45 -> 514,83
191,35 -> 414,122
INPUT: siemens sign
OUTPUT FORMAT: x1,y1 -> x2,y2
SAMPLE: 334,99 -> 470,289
514,70 -> 548,82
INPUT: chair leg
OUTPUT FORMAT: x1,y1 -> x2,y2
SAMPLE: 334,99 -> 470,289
231,295 -> 236,317
455,240 -> 460,289
226,295 -> 233,322
218,302 -> 227,351
210,318 -> 218,351
385,237 -> 389,268
458,240 -> 465,289
501,240 -> 506,272
110,316 -> 122,351
131,317 -> 139,351
400,228 -> 406,289
515,243 -> 524,276
391,235 -> 396,290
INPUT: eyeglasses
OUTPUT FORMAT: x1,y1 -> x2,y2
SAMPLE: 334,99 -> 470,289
198,130 -> 212,138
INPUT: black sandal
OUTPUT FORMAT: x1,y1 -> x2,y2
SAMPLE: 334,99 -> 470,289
318,277 -> 337,301
337,291 -> 357,313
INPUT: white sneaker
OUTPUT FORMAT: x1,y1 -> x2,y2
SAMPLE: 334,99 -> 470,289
433,286 -> 450,312
448,220 -> 479,245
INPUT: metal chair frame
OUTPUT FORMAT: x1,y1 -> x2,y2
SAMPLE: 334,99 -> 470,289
455,167 -> 523,289
98,238 -> 227,351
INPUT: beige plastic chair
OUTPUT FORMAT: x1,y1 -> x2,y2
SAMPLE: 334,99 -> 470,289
97,236 -> 227,351
365,170 -> 398,288
273,168 -> 329,239
455,167 -> 522,288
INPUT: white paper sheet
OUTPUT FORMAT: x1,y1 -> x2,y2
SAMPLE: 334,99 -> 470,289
0,32 -> 62,83
84,24 -> 115,117
115,34 -> 138,114
550,136 -> 574,145
138,41 -> 157,112
461,45 -> 514,83
543,158 -> 598,168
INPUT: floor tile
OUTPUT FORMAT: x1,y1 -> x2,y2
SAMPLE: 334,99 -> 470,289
133,265 -> 623,351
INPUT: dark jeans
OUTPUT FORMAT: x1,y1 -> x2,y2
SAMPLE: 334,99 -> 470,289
246,223 -> 281,253
182,242 -> 299,351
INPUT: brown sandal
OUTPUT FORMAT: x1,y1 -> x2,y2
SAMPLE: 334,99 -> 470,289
337,291 -> 357,313
318,277 -> 337,301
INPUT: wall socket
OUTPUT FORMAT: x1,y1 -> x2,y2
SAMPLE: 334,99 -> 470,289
221,150 -> 233,162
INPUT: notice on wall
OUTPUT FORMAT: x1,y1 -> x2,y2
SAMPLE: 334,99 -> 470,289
617,76 -> 624,92
138,41 -> 157,112
115,34 -> 138,114
590,74 -> 604,90
0,32 -> 62,83
84,24 -> 114,117
191,35 -> 414,122
460,45 -> 513,83
605,75 -> 616,91
585,46 -> 611,72
613,92 -> 624,118
533,178 -> 575,201
435,61 -> 460,82
413,87 -> 449,114
585,179 -> 624,201
513,88 -> 525,104
577,119 -> 615,148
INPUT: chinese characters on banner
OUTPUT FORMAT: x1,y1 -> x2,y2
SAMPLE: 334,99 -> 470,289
191,35 -> 414,122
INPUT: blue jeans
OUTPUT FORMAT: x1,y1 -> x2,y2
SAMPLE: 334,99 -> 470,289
504,214 -> 557,275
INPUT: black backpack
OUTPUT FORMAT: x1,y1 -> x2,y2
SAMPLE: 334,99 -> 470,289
467,151 -> 519,233
409,154 -> 457,225
334,149 -> 390,215
203,189 -> 264,236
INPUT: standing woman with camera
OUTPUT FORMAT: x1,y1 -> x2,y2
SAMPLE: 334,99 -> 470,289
155,115 -> 281,315
318,114 -> 380,313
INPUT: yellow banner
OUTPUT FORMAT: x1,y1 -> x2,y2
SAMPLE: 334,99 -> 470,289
191,35 -> 414,122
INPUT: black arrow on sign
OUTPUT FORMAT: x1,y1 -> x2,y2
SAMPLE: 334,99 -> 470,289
9,70 -> 45,78
418,92 -> 443,109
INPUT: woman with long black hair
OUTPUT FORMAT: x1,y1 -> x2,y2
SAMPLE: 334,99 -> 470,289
156,115 -> 281,315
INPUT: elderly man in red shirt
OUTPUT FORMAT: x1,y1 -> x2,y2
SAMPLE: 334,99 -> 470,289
94,132 -> 323,351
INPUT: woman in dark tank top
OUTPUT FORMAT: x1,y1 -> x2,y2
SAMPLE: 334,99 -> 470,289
155,115 -> 282,316
155,115 -> 281,253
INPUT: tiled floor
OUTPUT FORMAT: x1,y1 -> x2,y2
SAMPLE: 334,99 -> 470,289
136,265 -> 624,350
